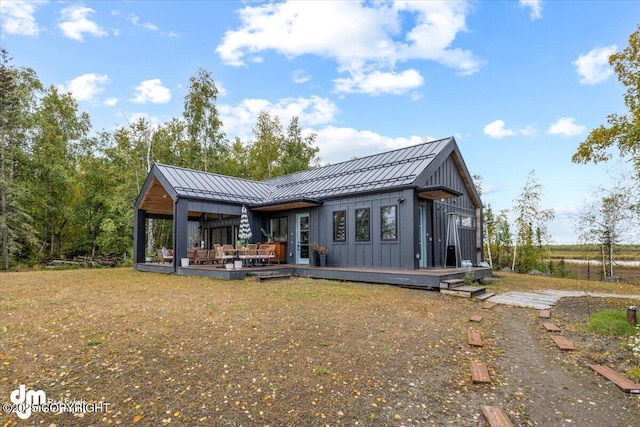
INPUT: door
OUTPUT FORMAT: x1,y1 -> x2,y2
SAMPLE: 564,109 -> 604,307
418,206 -> 428,268
296,213 -> 310,264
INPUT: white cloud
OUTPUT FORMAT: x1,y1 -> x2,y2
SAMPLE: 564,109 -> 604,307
104,97 -> 118,107
219,95 -> 339,139
58,5 -> 108,41
58,73 -> 109,101
0,0 -> 45,36
573,45 -> 616,85
519,0 -> 542,20
313,126 -> 432,164
482,184 -> 498,195
127,13 -> 158,31
292,69 -> 310,84
130,79 -> 171,104
333,69 -> 424,95
483,120 -> 516,138
548,117 -> 586,137
216,1 -> 480,95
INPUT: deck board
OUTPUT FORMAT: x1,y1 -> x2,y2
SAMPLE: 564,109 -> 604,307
469,314 -> 484,322
550,335 -> 576,350
470,361 -> 491,383
468,330 -> 483,347
539,309 -> 551,318
481,406 -> 515,427
589,364 -> 640,393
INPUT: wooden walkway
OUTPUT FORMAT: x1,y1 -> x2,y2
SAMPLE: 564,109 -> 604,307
487,290 -> 640,310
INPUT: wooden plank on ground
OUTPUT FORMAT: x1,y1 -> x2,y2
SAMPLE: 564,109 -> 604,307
542,322 -> 561,332
468,330 -> 483,347
481,301 -> 498,309
550,335 -> 576,350
481,405 -> 515,427
589,364 -> 640,394
469,314 -> 483,322
470,361 -> 491,383
539,309 -> 551,318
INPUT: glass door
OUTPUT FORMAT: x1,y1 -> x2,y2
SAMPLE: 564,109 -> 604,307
296,213 -> 310,264
418,206 -> 428,268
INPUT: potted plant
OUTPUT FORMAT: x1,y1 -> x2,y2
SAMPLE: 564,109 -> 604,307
260,228 -> 274,243
317,246 -> 328,267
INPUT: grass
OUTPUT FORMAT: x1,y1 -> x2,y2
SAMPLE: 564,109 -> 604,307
585,309 -> 638,336
2,268 -> 639,425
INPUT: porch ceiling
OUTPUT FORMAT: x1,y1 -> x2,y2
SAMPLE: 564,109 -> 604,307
417,185 -> 463,200
251,200 -> 321,212
139,177 -> 173,215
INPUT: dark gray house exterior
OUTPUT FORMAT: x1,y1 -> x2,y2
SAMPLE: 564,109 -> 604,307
133,136 -> 483,273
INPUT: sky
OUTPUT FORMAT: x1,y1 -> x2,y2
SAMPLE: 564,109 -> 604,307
1,0 -> 638,244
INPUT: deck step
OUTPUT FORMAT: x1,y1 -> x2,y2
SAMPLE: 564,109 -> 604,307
550,335 -> 576,351
589,364 -> 640,394
468,330 -> 483,347
248,272 -> 292,282
470,361 -> 491,383
441,286 -> 486,298
475,292 -> 495,301
440,279 -> 465,289
481,406 -> 515,427
542,322 -> 561,332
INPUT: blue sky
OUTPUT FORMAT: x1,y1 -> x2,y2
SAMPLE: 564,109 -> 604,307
1,0 -> 638,244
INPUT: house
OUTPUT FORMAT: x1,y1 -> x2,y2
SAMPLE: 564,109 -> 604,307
133,136 -> 483,280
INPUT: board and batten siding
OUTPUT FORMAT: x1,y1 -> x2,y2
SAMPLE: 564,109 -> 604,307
315,189 -> 415,269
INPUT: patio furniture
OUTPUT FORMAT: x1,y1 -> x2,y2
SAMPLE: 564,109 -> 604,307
238,244 -> 258,266
256,244 -> 276,265
195,249 -> 209,265
157,248 -> 173,264
187,249 -> 197,264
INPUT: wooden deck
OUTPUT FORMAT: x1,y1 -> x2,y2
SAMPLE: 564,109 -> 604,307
135,262 -> 492,289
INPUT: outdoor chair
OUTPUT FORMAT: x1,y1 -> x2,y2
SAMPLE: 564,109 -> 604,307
256,244 -> 276,265
216,245 -> 234,267
156,248 -> 173,264
195,249 -> 209,265
238,244 -> 259,266
187,249 -> 197,264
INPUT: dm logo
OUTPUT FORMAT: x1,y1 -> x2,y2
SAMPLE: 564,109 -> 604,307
10,384 -> 46,419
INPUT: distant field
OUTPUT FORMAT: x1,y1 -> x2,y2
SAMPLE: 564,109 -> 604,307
549,244 -> 640,262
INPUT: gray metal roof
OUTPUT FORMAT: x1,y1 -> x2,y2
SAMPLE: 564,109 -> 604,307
153,137 -> 454,206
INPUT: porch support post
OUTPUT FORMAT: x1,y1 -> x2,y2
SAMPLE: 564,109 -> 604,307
173,197 -> 189,270
133,208 -> 147,267
476,206 -> 483,264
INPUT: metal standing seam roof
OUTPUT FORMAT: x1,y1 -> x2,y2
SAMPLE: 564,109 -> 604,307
153,137 -> 453,206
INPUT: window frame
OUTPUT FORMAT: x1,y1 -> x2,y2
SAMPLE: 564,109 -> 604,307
333,210 -> 347,242
355,207 -> 371,242
380,205 -> 398,241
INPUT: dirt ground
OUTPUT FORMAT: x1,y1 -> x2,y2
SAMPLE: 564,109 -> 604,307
1,269 -> 639,426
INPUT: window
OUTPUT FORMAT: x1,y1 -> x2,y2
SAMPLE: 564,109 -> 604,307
380,205 -> 397,240
333,210 -> 346,242
459,216 -> 473,227
269,217 -> 288,242
355,208 -> 370,241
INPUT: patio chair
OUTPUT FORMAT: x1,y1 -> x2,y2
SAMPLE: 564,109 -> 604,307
215,245 -> 234,267
187,249 -> 197,264
238,244 -> 259,266
156,248 -> 173,264
195,249 -> 209,265
256,244 -> 276,265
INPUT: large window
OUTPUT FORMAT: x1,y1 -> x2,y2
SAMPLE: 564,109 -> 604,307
270,217 -> 288,242
355,208 -> 370,241
333,210 -> 346,242
380,205 -> 397,240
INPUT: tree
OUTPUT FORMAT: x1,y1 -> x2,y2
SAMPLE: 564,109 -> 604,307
574,178 -> 639,278
28,86 -> 91,258
573,25 -> 640,178
247,111 -> 284,180
0,48 -> 42,269
511,170 -> 554,273
183,67 -> 227,173
280,116 -> 319,175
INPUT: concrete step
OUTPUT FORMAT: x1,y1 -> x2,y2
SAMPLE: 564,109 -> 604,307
441,285 -> 486,298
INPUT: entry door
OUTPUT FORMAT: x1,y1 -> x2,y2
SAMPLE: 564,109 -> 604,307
296,213 -> 310,264
418,206 -> 428,268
